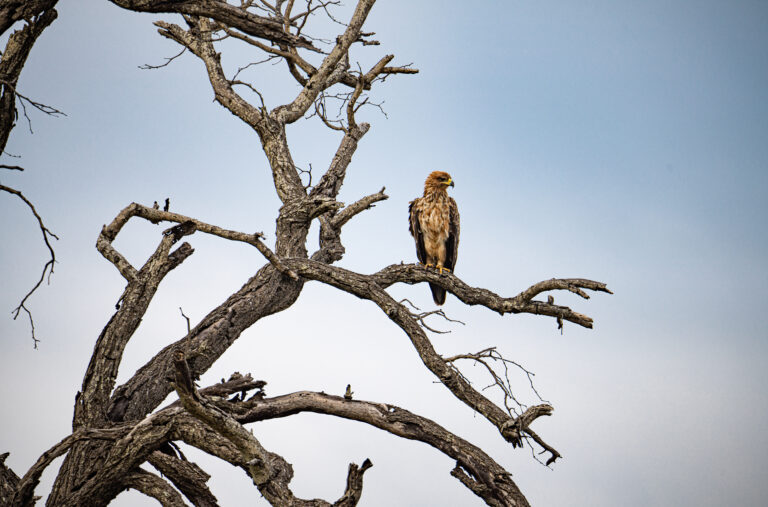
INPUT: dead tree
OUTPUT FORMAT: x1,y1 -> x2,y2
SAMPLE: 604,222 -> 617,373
1,1 -> 610,505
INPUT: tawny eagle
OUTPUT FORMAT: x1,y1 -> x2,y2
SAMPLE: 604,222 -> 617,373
408,171 -> 460,305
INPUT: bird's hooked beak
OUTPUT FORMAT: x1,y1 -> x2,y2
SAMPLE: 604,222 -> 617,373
448,178 -> 454,188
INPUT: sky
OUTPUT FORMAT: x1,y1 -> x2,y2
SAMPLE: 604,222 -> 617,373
1,0 -> 767,505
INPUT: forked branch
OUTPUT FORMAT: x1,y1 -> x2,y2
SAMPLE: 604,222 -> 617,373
97,202 -> 298,281
283,258 -> 608,451
173,351 -> 373,506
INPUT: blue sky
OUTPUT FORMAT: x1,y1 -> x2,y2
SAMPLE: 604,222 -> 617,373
1,1 -> 767,505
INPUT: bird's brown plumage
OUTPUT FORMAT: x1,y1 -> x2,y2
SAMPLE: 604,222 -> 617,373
409,171 -> 460,305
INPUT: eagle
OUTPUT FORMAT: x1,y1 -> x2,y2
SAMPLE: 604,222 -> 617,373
408,171 -> 460,305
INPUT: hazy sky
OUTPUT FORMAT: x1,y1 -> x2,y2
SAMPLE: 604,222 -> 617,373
1,1 -> 767,505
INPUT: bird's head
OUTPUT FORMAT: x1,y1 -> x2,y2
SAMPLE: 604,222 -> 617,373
425,171 -> 454,193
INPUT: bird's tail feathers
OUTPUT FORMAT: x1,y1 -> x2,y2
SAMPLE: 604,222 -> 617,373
429,283 -> 446,306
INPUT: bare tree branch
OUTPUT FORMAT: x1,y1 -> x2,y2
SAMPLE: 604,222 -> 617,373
138,47 -> 187,69
0,5 -> 59,155
0,183 -> 58,348
444,346 -> 547,415
0,453 -> 20,507
227,390 -> 530,506
283,258 -> 608,449
12,426 -> 129,507
148,451 -> 219,507
108,0 -> 317,50
124,469 -> 187,507
173,351 -> 373,506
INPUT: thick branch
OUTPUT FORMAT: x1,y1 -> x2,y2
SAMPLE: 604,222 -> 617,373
0,453 -> 20,507
107,265 -> 303,425
308,124 -> 373,264
371,264 -> 611,328
124,469 -> 186,507
109,0 -> 316,50
173,352 -> 372,506
147,451 -> 219,507
0,1 -> 57,36
0,4 -> 57,154
79,227 -> 194,427
12,427 -> 128,507
311,123 -> 370,199
54,409 -> 183,506
229,391 -> 529,506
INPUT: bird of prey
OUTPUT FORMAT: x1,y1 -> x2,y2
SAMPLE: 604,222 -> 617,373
408,171 -> 460,305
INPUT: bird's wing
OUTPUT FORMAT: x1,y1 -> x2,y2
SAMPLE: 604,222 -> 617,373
409,199 -> 428,264
444,197 -> 460,271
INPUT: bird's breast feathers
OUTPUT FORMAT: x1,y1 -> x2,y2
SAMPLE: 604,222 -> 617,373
414,195 -> 451,241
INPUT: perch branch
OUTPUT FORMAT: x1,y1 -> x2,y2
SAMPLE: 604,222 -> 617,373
283,258 -> 608,449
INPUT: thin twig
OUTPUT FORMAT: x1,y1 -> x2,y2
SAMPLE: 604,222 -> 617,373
444,347 -> 548,416
399,298 -> 465,334
0,80 -> 66,135
1,184 -> 58,348
138,47 -> 187,69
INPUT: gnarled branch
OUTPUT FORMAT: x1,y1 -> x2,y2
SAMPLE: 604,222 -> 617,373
173,351 -> 373,506
124,469 -> 186,507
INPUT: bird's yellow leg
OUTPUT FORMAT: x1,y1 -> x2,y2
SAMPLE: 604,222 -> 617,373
436,265 -> 452,274
420,262 -> 435,269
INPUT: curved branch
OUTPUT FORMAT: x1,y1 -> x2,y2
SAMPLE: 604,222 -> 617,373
291,260 -> 610,329
98,202 -> 298,280
372,264 -> 611,328
56,409 -> 183,506
282,258 -> 609,448
173,351 -> 373,506
147,451 -> 219,507
12,427 -> 128,507
79,225 -> 195,427
227,391 -> 529,506
1,184 -> 58,348
124,469 -> 186,507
